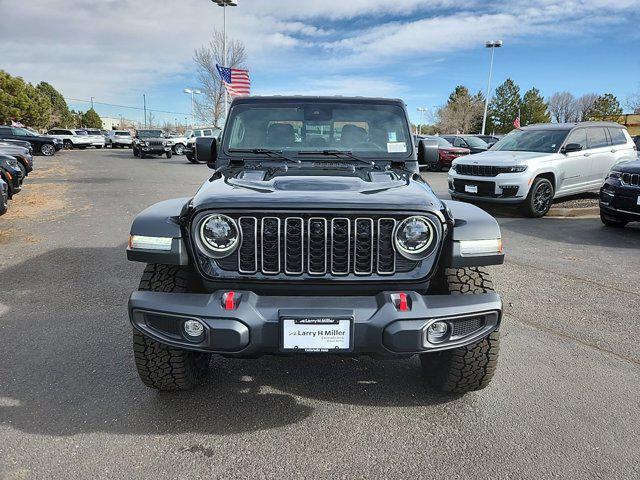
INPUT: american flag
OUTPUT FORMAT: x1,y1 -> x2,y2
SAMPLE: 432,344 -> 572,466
513,116 -> 521,129
216,64 -> 251,97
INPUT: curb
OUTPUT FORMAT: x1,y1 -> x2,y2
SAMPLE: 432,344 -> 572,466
546,206 -> 600,218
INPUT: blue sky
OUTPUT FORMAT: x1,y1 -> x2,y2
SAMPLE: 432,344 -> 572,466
2,0 -> 639,126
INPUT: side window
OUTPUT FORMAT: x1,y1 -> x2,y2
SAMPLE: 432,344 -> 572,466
587,127 -> 609,149
194,130 -> 203,137
453,138 -> 465,148
565,129 -> 587,150
607,128 -> 627,146
203,129 -> 213,136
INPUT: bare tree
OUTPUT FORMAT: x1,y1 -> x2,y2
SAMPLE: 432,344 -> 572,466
547,92 -> 577,123
146,111 -> 156,127
627,86 -> 640,114
575,93 -> 599,121
193,29 -> 247,127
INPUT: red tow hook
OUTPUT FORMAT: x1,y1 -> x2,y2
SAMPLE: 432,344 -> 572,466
222,291 -> 238,310
391,292 -> 411,312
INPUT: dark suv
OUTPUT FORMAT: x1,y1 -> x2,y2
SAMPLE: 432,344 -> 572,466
600,160 -> 640,227
0,126 -> 59,156
126,96 -> 505,395
132,129 -> 172,159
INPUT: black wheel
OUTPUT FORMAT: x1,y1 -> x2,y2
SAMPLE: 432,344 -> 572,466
16,162 -> 27,179
428,161 -> 444,172
132,147 -> 138,156
166,151 -> 172,159
186,152 -> 199,164
421,267 -> 500,393
133,264 -> 210,391
40,143 -> 55,156
174,144 -> 185,155
139,150 -> 146,159
600,213 -> 627,228
0,191 -> 7,215
63,140 -> 73,149
96,145 -> 103,149
521,177 -> 554,217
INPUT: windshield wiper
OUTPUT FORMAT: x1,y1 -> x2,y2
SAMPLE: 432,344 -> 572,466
229,148 -> 301,164
298,150 -> 377,168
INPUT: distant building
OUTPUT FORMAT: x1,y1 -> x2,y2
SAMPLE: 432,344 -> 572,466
100,116 -> 139,130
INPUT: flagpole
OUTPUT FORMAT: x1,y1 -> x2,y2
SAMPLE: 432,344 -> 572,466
223,2 -> 227,120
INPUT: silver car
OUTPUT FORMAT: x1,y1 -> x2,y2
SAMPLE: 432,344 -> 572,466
448,122 -> 637,217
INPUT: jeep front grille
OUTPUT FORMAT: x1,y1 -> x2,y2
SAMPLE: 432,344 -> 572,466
226,215 -> 408,277
621,173 -> 640,187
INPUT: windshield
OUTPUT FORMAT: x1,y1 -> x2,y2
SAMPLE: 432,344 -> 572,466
86,130 -> 100,135
463,136 -> 488,148
224,102 -> 412,158
137,130 -> 163,138
491,129 -> 569,153
115,131 -> 130,136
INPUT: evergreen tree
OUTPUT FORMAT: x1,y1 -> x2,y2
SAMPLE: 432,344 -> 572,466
37,81 -> 74,127
586,93 -> 623,120
0,70 -> 51,129
488,78 -> 521,133
520,88 -> 550,126
81,108 -> 103,129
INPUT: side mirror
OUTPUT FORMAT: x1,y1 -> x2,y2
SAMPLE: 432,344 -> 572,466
563,143 -> 583,153
417,139 -> 439,169
195,136 -> 217,169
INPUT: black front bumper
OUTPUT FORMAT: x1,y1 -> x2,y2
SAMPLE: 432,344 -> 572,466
129,290 -> 502,357
600,182 -> 640,222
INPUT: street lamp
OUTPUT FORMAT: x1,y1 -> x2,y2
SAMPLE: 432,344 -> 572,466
210,0 -> 237,118
183,88 -> 202,127
481,40 -> 503,135
417,107 -> 427,135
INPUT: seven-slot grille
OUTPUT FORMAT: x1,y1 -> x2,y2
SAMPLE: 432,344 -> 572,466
621,172 -> 640,187
455,164 -> 499,177
233,215 -> 401,276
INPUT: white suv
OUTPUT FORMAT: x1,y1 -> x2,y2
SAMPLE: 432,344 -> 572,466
83,129 -> 106,148
448,122 -> 637,217
46,128 -> 92,149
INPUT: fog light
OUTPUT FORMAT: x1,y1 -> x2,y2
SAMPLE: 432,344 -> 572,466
183,319 -> 205,338
427,321 -> 449,344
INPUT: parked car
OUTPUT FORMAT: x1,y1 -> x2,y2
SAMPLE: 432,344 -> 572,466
448,122 -> 638,217
105,130 -> 133,148
126,95 -> 505,395
132,129 -> 172,158
0,154 -> 22,198
0,125 -> 58,156
83,129 -> 106,148
599,160 -> 640,227
166,133 -> 188,155
476,135 -> 501,147
0,141 -> 33,178
0,138 -> 33,154
184,127 -> 222,163
415,135 -> 470,171
0,177 -> 8,216
633,135 -> 640,156
46,128 -> 92,149
442,135 -> 489,154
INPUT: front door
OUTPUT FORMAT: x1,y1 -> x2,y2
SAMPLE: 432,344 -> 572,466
586,126 -> 615,187
556,128 -> 589,195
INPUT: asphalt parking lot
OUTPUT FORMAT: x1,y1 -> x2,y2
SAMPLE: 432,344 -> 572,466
1,148 -> 639,479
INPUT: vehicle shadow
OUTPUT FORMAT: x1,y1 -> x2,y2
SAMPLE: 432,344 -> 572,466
0,246 -> 454,438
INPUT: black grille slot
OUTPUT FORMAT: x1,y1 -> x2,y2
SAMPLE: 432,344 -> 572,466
622,173 -> 640,187
308,218 -> 327,275
285,218 -> 304,274
331,218 -> 350,275
451,317 -> 484,338
238,217 -> 257,273
377,219 -> 396,274
354,218 -> 374,274
261,217 -> 280,274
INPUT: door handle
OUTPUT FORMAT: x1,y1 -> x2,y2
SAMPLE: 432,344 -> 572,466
583,153 -> 591,157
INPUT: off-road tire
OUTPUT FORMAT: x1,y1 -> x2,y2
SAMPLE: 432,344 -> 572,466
139,150 -> 146,159
132,264 -> 210,391
166,151 -> 172,159
96,145 -> 103,149
521,177 -> 554,218
174,144 -> 185,155
63,139 -> 73,149
186,152 -> 198,164
600,213 -> 627,228
132,147 -> 138,156
421,267 -> 500,393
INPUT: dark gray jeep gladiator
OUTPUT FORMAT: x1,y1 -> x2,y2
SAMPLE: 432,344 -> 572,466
132,129 -> 172,159
126,96 -> 504,394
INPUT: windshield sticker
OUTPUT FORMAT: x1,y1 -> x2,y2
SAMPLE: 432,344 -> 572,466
387,142 -> 407,153
388,132 -> 397,142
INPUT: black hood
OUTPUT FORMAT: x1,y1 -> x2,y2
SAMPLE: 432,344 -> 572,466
616,160 -> 640,174
190,164 -> 444,213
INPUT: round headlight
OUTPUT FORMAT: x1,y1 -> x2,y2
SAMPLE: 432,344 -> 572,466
198,214 -> 239,257
395,216 -> 437,258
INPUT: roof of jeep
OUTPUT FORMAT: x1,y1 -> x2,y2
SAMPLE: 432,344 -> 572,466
230,96 -> 405,106
521,121 -> 625,130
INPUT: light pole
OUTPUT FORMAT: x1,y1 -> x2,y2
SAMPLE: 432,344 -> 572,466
211,0 -> 237,118
183,88 -> 202,127
481,40 -> 503,135
417,107 -> 427,135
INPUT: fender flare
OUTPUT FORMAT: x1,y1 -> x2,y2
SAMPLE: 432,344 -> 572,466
127,197 -> 190,265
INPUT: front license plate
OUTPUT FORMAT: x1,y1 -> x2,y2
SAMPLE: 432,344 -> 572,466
281,317 -> 352,352
465,184 -> 478,194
